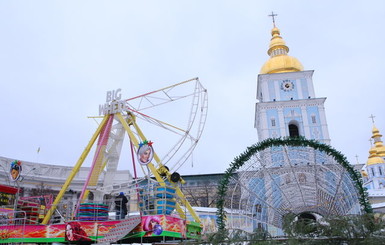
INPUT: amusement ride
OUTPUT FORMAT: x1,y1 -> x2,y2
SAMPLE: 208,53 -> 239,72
0,77 -> 208,243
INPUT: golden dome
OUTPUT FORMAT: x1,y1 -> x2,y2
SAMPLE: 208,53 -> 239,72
371,125 -> 385,157
372,126 -> 382,139
260,26 -> 304,74
367,146 -> 384,165
367,156 -> 385,165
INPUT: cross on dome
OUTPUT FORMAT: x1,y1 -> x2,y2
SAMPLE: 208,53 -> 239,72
268,11 -> 278,27
369,114 -> 376,124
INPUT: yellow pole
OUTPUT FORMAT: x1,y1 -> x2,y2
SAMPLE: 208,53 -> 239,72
116,113 -> 201,223
42,115 -> 110,224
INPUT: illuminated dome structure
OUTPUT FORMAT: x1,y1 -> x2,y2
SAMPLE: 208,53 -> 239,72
219,138 -> 366,236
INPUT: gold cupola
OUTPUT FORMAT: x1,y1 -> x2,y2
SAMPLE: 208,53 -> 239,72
372,126 -> 385,157
366,146 -> 384,166
260,26 -> 304,74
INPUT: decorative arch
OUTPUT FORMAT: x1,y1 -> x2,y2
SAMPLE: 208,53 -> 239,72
216,137 -> 372,231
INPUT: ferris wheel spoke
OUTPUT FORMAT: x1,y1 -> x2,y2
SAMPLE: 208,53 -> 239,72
119,77 -> 208,174
127,92 -> 195,112
130,108 -> 187,134
125,77 -> 203,112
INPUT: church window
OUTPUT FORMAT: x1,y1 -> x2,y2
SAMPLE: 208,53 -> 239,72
371,168 -> 375,177
271,118 -> 276,127
311,115 -> 316,124
289,124 -> 299,137
379,167 -> 383,176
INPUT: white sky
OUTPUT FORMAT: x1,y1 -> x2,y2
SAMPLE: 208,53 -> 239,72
0,1 -> 384,177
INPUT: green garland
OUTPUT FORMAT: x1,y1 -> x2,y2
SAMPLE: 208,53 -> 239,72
216,136 -> 372,231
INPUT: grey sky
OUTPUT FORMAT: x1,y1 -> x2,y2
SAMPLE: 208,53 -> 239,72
0,1 -> 384,176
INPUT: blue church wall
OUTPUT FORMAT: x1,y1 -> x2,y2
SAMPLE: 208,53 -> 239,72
378,165 -> 384,177
279,79 -> 298,101
370,164 -> 385,178
300,78 -> 309,98
266,109 -> 281,138
306,106 -> 324,140
369,166 -> 375,178
268,81 -> 276,101
266,109 -> 279,128
306,106 -> 320,125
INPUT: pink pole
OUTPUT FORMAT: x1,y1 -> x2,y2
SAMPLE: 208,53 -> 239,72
74,115 -> 114,217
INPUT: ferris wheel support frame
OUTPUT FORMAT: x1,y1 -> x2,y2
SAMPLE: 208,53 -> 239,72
116,113 -> 201,223
42,112 -> 201,224
42,114 -> 111,224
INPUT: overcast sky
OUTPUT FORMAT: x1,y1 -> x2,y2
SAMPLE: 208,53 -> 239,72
0,1 -> 384,177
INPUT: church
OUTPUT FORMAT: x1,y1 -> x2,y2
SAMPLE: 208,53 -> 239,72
359,124 -> 385,212
255,15 -> 329,144
220,17 -> 365,234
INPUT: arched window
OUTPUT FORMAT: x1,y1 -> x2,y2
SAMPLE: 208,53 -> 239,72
289,124 -> 300,137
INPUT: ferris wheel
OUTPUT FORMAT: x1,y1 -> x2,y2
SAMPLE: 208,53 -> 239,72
42,77 -> 208,224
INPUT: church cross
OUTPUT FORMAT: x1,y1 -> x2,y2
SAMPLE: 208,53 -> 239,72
369,114 -> 376,124
355,155 -> 359,164
268,11 -> 278,27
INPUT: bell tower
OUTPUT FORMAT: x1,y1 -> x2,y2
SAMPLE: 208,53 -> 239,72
255,17 -> 330,144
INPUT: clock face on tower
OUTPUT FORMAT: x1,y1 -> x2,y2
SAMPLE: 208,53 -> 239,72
281,80 -> 294,91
